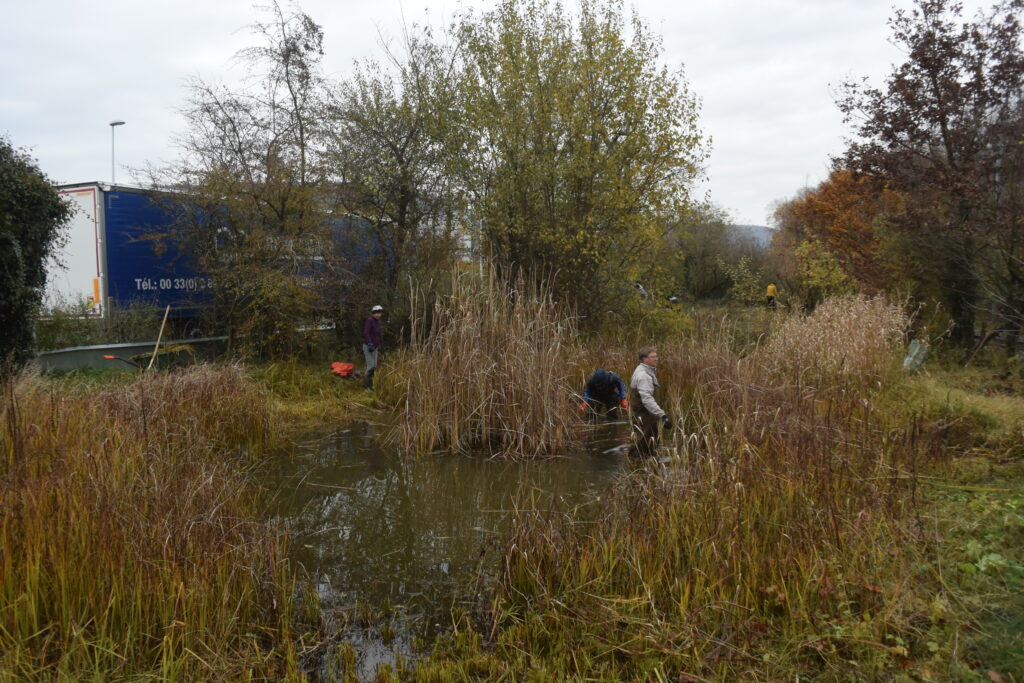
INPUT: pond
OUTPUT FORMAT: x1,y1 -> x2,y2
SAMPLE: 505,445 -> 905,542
259,419 -> 633,678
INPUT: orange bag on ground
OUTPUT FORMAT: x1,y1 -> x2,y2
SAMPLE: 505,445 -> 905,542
330,362 -> 355,378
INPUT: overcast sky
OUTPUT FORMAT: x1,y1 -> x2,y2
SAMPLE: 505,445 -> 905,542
0,0 -> 990,226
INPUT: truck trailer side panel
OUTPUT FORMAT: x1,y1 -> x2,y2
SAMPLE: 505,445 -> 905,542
103,189 -> 208,313
47,185 -> 104,314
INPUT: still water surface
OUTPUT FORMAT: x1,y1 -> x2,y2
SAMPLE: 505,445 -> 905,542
259,420 -> 632,676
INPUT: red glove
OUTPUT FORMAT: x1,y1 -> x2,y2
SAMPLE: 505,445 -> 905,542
578,402 -> 589,413
619,398 -> 629,410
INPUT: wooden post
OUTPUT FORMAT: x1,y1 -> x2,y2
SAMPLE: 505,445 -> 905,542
147,305 -> 172,371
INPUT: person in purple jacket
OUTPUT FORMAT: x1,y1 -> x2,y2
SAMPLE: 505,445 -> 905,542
362,304 -> 384,390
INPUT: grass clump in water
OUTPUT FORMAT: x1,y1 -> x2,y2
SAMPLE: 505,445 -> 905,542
388,271 -> 580,456
0,364 -> 317,680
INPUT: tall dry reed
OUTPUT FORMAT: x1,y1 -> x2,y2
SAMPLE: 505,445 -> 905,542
759,294 -> 908,388
0,365 -> 311,680
417,298 -> 965,680
389,272 -> 581,456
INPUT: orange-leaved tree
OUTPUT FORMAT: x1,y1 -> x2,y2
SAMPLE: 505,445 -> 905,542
773,169 -> 904,295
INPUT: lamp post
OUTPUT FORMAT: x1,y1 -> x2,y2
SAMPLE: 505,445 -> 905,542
109,120 -> 125,184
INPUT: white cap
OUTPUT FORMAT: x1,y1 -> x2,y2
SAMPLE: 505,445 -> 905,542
371,304 -> 384,313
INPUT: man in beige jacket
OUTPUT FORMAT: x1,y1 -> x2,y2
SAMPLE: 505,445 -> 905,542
628,347 -> 671,456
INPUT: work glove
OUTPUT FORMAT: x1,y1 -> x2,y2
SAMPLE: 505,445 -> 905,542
366,343 -> 376,352
661,414 -> 673,430
619,397 -> 629,410
578,401 -> 589,413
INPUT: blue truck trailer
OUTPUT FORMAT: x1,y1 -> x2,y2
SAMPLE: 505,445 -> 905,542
46,182 -> 207,316
47,182 -> 391,324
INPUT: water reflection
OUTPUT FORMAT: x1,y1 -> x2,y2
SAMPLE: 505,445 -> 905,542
259,420 -> 630,674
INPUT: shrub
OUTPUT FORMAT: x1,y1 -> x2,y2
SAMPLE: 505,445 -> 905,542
793,239 -> 856,308
720,254 -> 767,305
596,298 -> 695,348
0,137 -> 73,366
35,296 -> 165,350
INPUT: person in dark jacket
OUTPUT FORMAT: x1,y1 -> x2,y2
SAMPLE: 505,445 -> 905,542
579,368 -> 628,418
362,304 -> 384,390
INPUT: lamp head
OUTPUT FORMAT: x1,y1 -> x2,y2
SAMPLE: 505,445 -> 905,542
109,120 -> 125,127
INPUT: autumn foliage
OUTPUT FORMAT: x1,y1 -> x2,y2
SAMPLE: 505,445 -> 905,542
772,0 -> 1023,349
773,170 -> 903,292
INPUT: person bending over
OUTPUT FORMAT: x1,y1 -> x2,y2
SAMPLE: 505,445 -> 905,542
579,368 -> 628,418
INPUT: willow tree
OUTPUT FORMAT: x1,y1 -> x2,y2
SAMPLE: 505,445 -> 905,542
325,28 -> 465,329
454,0 -> 707,325
155,2 -> 330,357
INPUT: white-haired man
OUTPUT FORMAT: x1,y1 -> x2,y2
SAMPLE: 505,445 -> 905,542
628,347 -> 671,455
362,304 -> 384,390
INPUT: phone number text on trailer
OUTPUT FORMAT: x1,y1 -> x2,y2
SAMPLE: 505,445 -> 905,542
133,277 -> 214,291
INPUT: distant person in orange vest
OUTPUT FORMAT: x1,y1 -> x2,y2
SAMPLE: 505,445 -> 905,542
766,283 -> 778,310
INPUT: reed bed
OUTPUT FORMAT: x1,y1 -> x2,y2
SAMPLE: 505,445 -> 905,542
0,365 -> 311,680
416,299 -> 968,680
759,294 -> 908,388
389,272 -> 581,456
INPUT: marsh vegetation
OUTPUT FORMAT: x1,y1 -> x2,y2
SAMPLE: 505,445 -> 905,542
3,0 -> 1022,679
0,366 -> 316,679
3,288 -> 1023,680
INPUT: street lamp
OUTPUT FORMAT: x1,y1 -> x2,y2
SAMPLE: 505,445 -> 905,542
109,120 -> 125,184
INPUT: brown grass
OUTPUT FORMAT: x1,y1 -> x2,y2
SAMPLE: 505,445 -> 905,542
386,271 -> 581,456
415,298 -> 972,680
0,365 -> 312,680
759,294 -> 908,387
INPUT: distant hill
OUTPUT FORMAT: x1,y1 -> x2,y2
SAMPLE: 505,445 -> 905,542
730,224 -> 775,247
